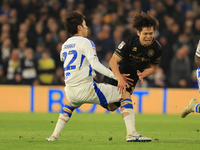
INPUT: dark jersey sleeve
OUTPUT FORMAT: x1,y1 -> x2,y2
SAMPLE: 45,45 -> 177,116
114,38 -> 130,59
150,41 -> 162,65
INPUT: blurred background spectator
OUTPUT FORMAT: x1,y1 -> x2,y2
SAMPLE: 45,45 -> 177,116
0,0 -> 199,89
3,48 -> 21,84
169,45 -> 191,88
17,47 -> 38,85
37,49 -> 55,85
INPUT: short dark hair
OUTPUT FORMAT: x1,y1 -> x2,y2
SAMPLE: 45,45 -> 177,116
133,12 -> 159,32
64,11 -> 85,36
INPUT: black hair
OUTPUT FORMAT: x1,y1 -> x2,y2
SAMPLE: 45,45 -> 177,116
64,11 -> 85,36
133,12 -> 159,32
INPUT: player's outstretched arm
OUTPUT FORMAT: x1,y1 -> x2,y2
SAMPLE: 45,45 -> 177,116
89,57 -> 117,80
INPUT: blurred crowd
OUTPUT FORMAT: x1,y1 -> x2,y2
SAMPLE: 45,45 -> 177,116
0,0 -> 200,88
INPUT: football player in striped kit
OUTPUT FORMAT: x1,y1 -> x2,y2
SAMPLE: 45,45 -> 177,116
181,40 -> 200,118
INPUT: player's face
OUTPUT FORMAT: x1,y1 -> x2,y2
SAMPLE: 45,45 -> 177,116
137,27 -> 154,47
80,20 -> 88,37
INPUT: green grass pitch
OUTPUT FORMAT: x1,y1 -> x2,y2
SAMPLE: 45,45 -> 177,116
0,113 -> 200,150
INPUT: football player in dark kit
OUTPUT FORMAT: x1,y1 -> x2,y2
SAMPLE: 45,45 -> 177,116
104,12 -> 162,108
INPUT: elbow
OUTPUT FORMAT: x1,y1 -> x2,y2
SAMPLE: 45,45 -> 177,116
109,59 -> 113,67
150,64 -> 158,71
90,63 -> 96,70
109,58 -> 116,68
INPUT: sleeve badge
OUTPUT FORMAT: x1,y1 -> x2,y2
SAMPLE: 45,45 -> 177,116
118,41 -> 125,49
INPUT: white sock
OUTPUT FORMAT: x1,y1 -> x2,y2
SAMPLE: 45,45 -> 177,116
121,108 -> 136,135
51,113 -> 70,138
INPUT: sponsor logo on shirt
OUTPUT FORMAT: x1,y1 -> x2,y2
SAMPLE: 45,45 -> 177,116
132,47 -> 137,51
129,54 -> 151,62
118,41 -> 125,49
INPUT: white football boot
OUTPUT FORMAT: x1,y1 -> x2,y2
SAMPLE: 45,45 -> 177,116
126,132 -> 152,142
46,135 -> 57,141
181,98 -> 198,118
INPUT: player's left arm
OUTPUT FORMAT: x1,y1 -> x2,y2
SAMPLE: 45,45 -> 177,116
137,42 -> 162,82
137,64 -> 158,83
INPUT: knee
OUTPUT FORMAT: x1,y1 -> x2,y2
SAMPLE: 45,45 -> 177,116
107,103 -> 119,111
121,91 -> 131,100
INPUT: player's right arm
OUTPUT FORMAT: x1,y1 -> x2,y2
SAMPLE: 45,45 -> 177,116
109,53 -> 130,94
109,39 -> 133,94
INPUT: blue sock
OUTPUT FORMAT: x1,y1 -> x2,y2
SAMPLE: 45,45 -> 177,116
195,104 -> 200,113
120,99 -> 133,109
61,105 -> 75,117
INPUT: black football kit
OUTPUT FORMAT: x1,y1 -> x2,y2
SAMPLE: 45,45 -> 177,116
103,34 -> 162,94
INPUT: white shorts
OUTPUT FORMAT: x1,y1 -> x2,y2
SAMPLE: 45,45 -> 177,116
64,82 -> 122,108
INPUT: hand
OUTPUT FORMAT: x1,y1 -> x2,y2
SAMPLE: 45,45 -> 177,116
122,74 -> 133,86
137,70 -> 144,83
117,76 -> 130,94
